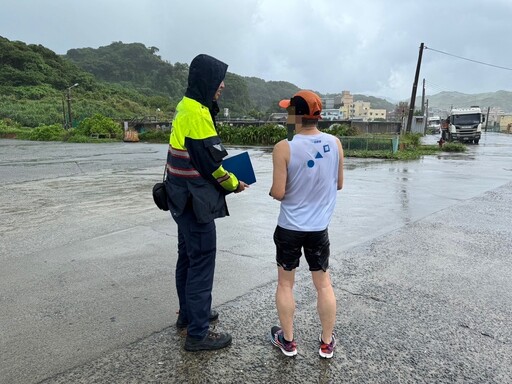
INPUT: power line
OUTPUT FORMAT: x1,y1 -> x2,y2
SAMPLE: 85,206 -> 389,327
425,81 -> 445,91
424,80 -> 449,93
424,46 -> 512,71
424,79 -> 444,89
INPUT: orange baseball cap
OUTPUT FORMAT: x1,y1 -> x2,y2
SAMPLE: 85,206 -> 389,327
278,90 -> 323,119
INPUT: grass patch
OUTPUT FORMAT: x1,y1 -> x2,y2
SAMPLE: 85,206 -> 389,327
345,144 -> 442,160
441,142 -> 467,152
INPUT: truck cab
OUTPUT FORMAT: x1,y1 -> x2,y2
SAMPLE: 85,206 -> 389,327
427,116 -> 441,133
447,107 -> 484,144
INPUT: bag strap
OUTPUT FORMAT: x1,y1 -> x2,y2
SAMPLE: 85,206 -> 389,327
162,164 -> 167,182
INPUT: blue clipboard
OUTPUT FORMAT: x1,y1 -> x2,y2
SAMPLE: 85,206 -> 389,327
222,151 -> 256,185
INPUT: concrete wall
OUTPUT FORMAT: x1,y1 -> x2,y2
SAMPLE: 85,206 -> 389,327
351,121 -> 401,134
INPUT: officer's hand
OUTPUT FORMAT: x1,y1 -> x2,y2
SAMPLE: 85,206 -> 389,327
235,181 -> 249,193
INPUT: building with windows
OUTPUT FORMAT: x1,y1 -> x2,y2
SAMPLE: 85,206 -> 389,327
340,90 -> 354,119
339,91 -> 387,121
321,109 -> 344,120
367,109 -> 387,121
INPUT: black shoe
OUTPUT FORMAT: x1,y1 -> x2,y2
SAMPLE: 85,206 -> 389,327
184,331 -> 232,352
176,309 -> 219,329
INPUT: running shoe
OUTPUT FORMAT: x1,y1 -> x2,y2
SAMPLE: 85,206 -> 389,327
270,326 -> 297,357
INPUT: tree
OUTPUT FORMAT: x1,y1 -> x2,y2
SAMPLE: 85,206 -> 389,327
395,101 -> 409,119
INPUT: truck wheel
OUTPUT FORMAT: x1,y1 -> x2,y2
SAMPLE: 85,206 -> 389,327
474,139 -> 479,144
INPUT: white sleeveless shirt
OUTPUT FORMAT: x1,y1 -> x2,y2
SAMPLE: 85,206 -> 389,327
277,132 -> 340,231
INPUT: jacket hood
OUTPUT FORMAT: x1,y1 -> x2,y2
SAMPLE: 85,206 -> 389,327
185,54 -> 228,109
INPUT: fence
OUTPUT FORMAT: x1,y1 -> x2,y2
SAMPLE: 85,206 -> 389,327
339,135 -> 399,153
351,121 -> 401,135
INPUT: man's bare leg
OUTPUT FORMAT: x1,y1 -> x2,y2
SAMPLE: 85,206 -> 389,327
312,270 -> 336,343
275,267 -> 296,341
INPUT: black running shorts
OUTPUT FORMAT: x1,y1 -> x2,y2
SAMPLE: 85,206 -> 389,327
273,225 -> 330,271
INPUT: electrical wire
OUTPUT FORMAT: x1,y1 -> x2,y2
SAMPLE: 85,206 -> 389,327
424,81 -> 449,94
424,46 -> 512,71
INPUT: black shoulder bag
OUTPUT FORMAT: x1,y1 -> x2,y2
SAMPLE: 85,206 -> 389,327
152,165 -> 169,211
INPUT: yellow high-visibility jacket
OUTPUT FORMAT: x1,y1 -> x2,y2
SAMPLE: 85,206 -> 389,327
166,96 -> 239,223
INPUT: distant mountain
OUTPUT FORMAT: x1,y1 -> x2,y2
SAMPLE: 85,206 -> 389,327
65,42 -> 398,115
416,90 -> 512,112
243,77 -> 300,113
64,42 -> 298,115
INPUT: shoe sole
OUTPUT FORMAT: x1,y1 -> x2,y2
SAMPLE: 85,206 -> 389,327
319,350 -> 334,358
184,336 -> 232,352
270,332 -> 297,357
184,340 -> 232,352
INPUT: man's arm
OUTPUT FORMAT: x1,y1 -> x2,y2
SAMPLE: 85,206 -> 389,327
336,138 -> 344,190
269,140 -> 289,201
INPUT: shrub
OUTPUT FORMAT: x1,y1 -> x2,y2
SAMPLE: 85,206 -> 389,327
76,113 -> 123,138
326,123 -> 358,137
139,130 -> 170,143
0,118 -> 21,129
29,124 -> 66,141
401,133 -> 422,148
217,124 -> 286,145
0,119 -> 25,138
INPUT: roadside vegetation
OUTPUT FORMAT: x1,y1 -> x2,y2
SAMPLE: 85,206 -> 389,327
1,118 -> 452,159
0,115 -> 122,143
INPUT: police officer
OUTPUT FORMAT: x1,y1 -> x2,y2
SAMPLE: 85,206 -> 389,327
165,54 -> 248,351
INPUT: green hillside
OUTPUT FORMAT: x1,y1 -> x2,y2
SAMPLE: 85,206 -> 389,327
243,77 -> 300,114
0,37 -> 169,127
65,42 -> 189,106
64,42 -> 297,116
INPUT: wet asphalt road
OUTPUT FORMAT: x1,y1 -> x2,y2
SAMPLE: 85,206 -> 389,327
1,133 -> 511,383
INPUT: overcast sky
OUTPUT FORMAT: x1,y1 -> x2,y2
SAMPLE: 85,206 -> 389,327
1,0 -> 511,101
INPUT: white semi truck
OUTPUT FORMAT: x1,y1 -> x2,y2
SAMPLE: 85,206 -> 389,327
427,116 -> 441,133
446,106 -> 485,144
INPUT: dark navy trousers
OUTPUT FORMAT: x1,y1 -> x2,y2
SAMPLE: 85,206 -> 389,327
173,206 -> 216,339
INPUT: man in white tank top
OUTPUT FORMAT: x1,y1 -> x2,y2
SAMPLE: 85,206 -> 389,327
269,90 -> 344,359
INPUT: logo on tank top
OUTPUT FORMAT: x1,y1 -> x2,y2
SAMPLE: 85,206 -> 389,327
307,151 -> 324,168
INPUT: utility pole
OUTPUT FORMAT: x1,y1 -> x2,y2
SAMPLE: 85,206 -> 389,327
485,106 -> 490,132
421,78 -> 425,114
406,43 -> 425,133
62,95 -> 67,128
65,83 -> 79,129
66,90 -> 72,128
424,99 -> 429,133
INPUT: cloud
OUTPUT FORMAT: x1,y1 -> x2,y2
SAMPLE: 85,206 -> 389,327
1,0 -> 512,101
